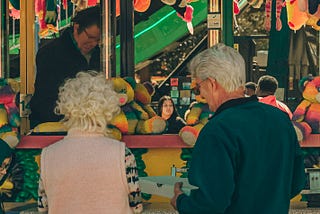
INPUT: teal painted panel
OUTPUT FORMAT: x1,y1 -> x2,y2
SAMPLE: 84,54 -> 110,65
116,0 -> 207,75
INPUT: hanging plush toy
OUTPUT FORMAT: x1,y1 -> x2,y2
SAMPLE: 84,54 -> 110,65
161,0 -> 194,34
265,0 -> 284,31
298,0 -> 320,18
116,0 -> 151,17
134,0 -> 151,12
285,0 -> 308,31
35,0 -> 59,38
233,0 -> 240,15
8,1 -> 20,20
298,0 -> 320,30
71,0 -> 99,11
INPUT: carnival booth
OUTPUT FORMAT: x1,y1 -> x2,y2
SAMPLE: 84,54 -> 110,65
0,0 -> 320,212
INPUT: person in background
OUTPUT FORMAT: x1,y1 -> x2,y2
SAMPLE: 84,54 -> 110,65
37,71 -> 143,214
256,75 -> 293,119
30,5 -> 101,126
170,43 -> 305,214
244,81 -> 257,97
158,96 -> 185,134
0,139 -> 16,214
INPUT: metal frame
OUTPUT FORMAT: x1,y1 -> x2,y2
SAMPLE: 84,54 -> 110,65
208,0 -> 221,47
0,0 -> 2,78
1,0 -> 10,78
102,0 -> 111,78
20,0 -> 35,135
120,0 -> 134,77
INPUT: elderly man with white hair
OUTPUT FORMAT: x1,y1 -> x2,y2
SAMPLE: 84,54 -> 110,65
170,43 -> 305,214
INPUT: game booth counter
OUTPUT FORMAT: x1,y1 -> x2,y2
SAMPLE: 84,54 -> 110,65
2,0 -> 320,213
1,133 -> 317,213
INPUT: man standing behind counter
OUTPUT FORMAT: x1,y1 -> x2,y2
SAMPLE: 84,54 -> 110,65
170,43 -> 306,214
30,5 -> 101,126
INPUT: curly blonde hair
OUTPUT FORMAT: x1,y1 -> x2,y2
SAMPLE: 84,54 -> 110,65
55,71 -> 120,136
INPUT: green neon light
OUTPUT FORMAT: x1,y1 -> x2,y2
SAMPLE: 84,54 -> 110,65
116,10 -> 176,49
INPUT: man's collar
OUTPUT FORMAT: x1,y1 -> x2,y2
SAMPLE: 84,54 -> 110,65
213,95 -> 258,117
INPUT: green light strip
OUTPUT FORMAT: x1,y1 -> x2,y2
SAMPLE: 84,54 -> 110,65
116,10 -> 176,49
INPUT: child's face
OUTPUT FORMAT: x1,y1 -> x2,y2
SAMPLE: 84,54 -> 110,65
0,157 -> 11,178
162,100 -> 174,119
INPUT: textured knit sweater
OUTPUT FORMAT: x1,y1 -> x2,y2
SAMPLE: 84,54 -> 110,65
39,129 -> 133,214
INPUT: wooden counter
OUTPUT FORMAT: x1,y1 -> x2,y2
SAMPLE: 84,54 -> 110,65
17,134 -> 191,149
299,134 -> 320,148
17,134 -> 320,149
4,201 -> 320,213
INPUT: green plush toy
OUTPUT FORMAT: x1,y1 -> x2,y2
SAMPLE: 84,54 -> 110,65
179,93 -> 214,146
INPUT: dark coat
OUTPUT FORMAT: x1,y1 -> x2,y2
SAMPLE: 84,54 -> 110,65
166,114 -> 185,134
176,96 -> 306,214
29,27 -> 100,124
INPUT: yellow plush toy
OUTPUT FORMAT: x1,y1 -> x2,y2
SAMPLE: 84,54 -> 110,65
179,92 -> 214,146
285,0 -> 308,31
126,78 -> 167,135
110,77 -> 166,138
109,77 -> 137,137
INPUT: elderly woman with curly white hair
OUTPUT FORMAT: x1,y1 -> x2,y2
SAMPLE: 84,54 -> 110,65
37,71 -> 143,214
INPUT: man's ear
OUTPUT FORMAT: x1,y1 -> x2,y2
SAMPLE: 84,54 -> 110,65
255,86 -> 260,96
73,24 -> 79,34
208,77 -> 217,90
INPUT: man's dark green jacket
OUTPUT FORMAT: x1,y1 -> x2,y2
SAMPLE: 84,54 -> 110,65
177,96 -> 306,214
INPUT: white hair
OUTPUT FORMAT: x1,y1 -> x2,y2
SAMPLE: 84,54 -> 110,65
188,43 -> 246,92
55,71 -> 120,136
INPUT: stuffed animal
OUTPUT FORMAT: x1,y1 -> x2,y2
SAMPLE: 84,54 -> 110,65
35,0 -> 59,38
0,79 -> 20,131
0,78 -> 22,202
109,77 -> 137,138
116,0 -> 151,17
264,0 -> 284,31
298,0 -> 320,17
161,0 -> 194,34
297,0 -> 320,30
179,93 -> 214,146
110,77 -> 166,138
124,78 -> 167,135
285,0 -> 308,31
292,75 -> 320,141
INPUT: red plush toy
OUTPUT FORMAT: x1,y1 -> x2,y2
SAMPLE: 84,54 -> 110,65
161,0 -> 194,34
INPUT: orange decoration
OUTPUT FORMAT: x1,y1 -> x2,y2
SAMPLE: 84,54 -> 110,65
134,0 -> 151,12
116,0 -> 151,17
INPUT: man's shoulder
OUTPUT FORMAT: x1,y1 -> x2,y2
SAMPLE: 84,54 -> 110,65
37,29 -> 73,55
36,39 -> 63,58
